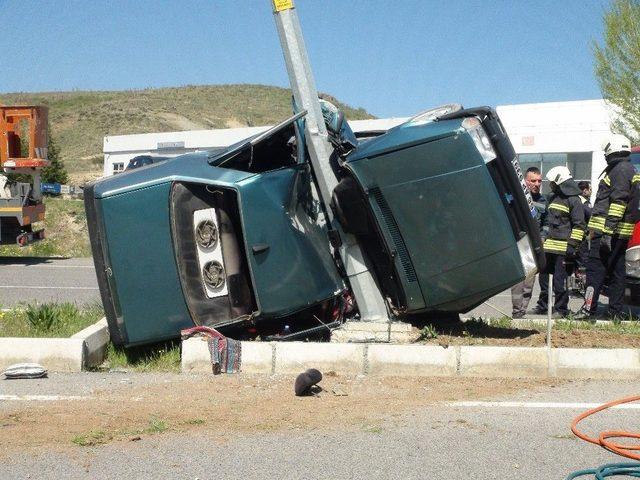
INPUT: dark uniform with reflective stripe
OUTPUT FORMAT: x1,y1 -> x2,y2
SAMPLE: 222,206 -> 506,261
585,155 -> 639,316
540,181 -> 585,315
576,195 -> 592,270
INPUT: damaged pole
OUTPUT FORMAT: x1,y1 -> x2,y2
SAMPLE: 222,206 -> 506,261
271,0 -> 389,322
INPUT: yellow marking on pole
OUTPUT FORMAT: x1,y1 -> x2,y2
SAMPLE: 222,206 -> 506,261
0,207 -> 22,212
273,0 -> 294,12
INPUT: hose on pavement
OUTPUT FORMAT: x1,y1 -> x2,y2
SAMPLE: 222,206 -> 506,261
566,395 -> 640,478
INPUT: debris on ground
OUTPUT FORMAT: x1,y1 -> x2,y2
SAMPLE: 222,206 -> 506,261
181,326 -> 241,374
331,385 -> 348,396
294,368 -> 323,396
3,363 -> 48,379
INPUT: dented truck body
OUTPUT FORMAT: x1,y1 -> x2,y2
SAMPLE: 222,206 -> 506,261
86,106 -> 543,347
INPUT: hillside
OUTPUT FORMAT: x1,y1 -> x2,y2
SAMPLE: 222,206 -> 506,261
0,85 -> 374,182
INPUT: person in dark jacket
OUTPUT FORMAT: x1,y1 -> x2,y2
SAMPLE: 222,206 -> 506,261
511,167 -> 547,317
575,181 -> 592,271
538,166 -> 585,317
580,134 -> 638,319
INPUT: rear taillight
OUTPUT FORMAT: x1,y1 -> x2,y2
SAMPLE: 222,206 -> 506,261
626,223 -> 640,278
628,223 -> 640,248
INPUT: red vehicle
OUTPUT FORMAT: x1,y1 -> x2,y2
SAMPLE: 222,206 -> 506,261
624,146 -> 640,305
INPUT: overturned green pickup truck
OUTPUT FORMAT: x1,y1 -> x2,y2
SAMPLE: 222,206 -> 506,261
85,105 -> 543,346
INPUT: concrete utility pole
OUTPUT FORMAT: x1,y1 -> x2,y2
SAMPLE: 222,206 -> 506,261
271,0 -> 389,322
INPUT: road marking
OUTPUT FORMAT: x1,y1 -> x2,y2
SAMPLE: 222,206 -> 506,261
449,401 -> 640,410
0,394 -> 89,402
0,286 -> 98,290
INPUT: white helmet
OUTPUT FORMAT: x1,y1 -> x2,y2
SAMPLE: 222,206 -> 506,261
546,166 -> 572,185
602,134 -> 631,156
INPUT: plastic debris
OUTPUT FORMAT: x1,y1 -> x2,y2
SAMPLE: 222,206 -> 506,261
3,363 -> 48,379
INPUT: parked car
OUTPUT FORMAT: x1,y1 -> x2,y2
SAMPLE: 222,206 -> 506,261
126,155 -> 169,170
85,104 -> 543,347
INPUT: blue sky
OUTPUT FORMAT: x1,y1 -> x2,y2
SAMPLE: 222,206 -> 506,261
2,0 -> 610,118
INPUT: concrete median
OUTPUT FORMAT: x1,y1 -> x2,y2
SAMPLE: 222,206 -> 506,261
367,344 -> 456,376
274,342 -> 365,375
459,346 -> 549,378
179,339 -> 640,380
0,317 -> 109,373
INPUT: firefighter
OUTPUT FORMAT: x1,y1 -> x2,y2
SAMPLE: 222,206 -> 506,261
539,166 -> 586,317
580,134 -> 637,319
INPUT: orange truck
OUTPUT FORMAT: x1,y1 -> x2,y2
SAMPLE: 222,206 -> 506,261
0,105 -> 48,245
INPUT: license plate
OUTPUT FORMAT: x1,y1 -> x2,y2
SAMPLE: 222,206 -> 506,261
511,156 -> 536,217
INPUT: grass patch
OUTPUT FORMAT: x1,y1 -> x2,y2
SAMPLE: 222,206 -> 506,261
419,324 -> 438,340
0,197 -> 90,258
72,417 -> 171,447
0,302 -> 103,338
146,417 -> 168,434
102,340 -> 181,373
72,430 -> 111,447
363,425 -> 383,434
181,418 -> 205,426
552,318 -> 640,335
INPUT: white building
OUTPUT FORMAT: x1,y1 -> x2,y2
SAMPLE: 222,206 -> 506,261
102,118 -> 406,176
103,99 -> 619,193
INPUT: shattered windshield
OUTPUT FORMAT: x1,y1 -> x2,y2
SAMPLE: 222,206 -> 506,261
208,110 -> 307,173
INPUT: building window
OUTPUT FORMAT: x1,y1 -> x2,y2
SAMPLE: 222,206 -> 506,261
113,162 -> 125,174
517,152 -> 592,193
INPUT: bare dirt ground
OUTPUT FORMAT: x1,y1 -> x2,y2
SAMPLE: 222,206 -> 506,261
0,374 -> 559,456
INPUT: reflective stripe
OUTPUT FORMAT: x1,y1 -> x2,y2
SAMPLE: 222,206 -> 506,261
604,175 -> 611,186
589,216 -> 614,234
633,174 -> 640,184
549,203 -> 570,214
570,228 -> 585,241
588,216 -> 605,231
616,222 -> 635,237
544,238 -> 568,253
608,202 -> 626,218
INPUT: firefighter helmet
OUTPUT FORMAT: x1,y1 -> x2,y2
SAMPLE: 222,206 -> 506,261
546,166 -> 572,185
601,134 -> 631,157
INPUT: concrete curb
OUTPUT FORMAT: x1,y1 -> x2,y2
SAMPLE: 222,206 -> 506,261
72,318 -> 110,368
0,317 -> 110,373
181,338 -> 640,379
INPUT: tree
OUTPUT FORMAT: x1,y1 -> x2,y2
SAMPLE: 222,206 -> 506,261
593,0 -> 640,143
41,132 -> 68,185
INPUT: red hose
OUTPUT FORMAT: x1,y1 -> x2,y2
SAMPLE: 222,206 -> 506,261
571,395 -> 640,460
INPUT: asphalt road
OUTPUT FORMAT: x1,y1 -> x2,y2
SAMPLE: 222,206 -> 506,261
0,255 -> 625,318
1,374 -> 638,479
465,275 -> 612,319
0,257 -> 99,307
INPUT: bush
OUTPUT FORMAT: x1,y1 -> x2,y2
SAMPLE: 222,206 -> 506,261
26,304 -> 62,331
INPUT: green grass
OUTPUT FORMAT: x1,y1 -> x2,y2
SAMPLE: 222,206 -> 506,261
102,341 -> 181,373
419,324 -> 438,340
147,417 -> 168,434
0,85 -> 374,179
72,430 -> 110,447
479,316 -> 640,336
0,197 -> 90,257
72,417 -> 171,447
0,302 -> 103,338
181,418 -> 205,426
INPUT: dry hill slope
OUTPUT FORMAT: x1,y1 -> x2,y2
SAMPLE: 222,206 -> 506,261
0,84 -> 374,182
